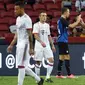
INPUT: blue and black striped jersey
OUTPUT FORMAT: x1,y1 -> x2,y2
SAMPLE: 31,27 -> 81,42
57,17 -> 69,43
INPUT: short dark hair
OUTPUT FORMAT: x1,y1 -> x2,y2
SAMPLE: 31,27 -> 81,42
61,7 -> 69,14
39,11 -> 47,15
15,1 -> 25,8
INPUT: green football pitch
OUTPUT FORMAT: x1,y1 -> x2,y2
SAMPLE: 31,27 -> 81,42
0,76 -> 85,85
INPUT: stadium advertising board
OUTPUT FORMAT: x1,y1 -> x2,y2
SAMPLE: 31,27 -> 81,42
0,44 -> 85,76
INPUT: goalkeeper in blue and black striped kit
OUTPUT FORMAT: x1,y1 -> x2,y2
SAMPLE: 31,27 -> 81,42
56,7 -> 81,78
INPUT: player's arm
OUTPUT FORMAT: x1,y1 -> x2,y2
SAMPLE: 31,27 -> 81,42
10,32 -> 17,46
33,33 -> 46,47
27,30 -> 33,50
48,35 -> 56,52
69,15 -> 81,28
48,24 -> 56,52
25,17 -> 34,55
48,24 -> 54,47
34,33 -> 41,42
48,35 -> 54,47
33,24 -> 46,47
80,18 -> 85,29
7,33 -> 17,53
69,21 -> 79,28
27,29 -> 35,55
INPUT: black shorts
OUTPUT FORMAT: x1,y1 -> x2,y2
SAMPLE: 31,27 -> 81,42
58,42 -> 69,55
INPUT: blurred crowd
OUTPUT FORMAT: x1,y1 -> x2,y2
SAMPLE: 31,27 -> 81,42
2,0 -> 85,37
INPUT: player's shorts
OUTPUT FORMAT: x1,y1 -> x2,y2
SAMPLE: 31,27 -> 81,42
34,46 -> 54,61
58,42 -> 69,55
16,43 -> 30,68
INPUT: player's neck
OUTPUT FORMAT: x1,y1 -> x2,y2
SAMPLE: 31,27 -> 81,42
20,11 -> 25,17
61,15 -> 66,19
40,21 -> 45,24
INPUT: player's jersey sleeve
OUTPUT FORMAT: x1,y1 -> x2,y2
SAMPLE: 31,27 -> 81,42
33,23 -> 39,34
47,24 -> 51,35
25,17 -> 32,30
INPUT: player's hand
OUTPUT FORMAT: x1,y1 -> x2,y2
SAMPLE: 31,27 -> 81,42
73,28 -> 77,34
77,14 -> 81,23
40,41 -> 46,47
80,18 -> 84,24
29,49 -> 34,55
7,45 -> 13,53
52,45 -> 56,52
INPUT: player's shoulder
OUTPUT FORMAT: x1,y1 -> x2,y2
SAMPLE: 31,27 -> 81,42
34,22 -> 39,26
44,22 -> 50,28
16,16 -> 20,20
58,17 -> 65,24
57,18 -> 61,23
23,13 -> 32,21
45,22 -> 49,26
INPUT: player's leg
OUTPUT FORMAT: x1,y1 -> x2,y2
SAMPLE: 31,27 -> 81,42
24,45 -> 44,84
64,54 -> 75,78
44,48 -> 54,82
57,55 -> 64,77
56,42 -> 66,78
35,61 -> 41,77
25,64 -> 44,85
45,58 -> 54,82
34,50 -> 43,77
16,44 -> 26,85
63,43 -> 74,78
25,67 -> 41,82
18,67 -> 25,85
64,54 -> 71,76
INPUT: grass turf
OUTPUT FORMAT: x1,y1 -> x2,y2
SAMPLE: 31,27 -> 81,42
0,76 -> 85,85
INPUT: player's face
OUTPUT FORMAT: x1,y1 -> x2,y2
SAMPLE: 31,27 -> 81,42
39,13 -> 47,22
66,9 -> 70,18
14,6 -> 22,16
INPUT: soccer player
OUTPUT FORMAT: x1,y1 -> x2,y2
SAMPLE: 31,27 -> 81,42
7,1 -> 44,85
33,12 -> 56,82
56,7 -> 81,78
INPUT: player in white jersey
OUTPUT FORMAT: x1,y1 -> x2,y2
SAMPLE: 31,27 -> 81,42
7,1 -> 44,85
33,12 -> 56,83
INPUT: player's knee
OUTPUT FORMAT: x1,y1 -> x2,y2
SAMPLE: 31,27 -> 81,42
50,59 -> 54,63
36,61 -> 41,65
59,55 -> 65,61
47,61 -> 54,66
48,58 -> 54,63
64,55 -> 70,60
25,67 -> 32,73
47,58 -> 54,66
35,61 -> 42,68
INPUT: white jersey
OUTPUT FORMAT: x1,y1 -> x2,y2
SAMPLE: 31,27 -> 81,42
16,13 -> 32,45
33,22 -> 50,49
75,0 -> 85,9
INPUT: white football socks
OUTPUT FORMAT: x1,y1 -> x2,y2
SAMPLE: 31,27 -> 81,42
46,63 -> 53,79
18,68 -> 25,85
35,64 -> 41,77
25,67 -> 40,82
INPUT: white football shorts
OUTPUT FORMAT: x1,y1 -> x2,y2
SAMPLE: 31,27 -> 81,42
16,43 -> 30,68
34,46 -> 54,61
